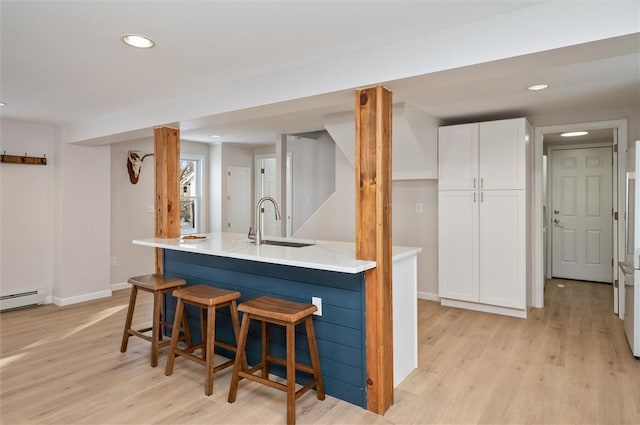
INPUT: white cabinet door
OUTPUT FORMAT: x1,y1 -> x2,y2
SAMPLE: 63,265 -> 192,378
438,190 -> 479,301
438,124 -> 479,190
479,118 -> 526,190
479,190 -> 526,308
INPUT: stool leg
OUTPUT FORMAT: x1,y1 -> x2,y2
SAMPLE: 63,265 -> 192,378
204,306 -> 216,396
261,321 -> 269,378
286,323 -> 296,425
182,307 -> 192,347
120,286 -> 138,353
150,289 -> 163,367
158,289 -> 166,342
200,307 -> 207,357
165,298 -> 185,376
229,300 -> 240,349
228,312 -> 250,403
305,317 -> 325,400
229,300 -> 247,368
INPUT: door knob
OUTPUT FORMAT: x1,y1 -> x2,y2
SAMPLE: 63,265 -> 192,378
553,218 -> 560,224
554,210 -> 559,215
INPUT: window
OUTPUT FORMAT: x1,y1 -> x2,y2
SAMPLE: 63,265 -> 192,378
179,156 -> 202,234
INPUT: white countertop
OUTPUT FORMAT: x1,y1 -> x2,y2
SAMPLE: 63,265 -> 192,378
133,232 -> 421,274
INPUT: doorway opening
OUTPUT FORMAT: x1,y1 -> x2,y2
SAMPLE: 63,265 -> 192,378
546,139 -> 614,283
534,120 -> 628,313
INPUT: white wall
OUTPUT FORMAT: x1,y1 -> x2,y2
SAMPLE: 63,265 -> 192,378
110,138 -> 155,286
294,147 -> 355,242
392,180 -> 439,300
53,129 -> 111,304
288,132 -> 335,234
1,119 -> 111,305
110,139 -> 211,286
0,119 -> 55,299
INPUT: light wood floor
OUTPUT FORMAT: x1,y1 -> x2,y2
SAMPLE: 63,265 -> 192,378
1,279 -> 639,424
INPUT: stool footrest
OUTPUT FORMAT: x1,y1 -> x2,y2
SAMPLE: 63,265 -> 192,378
128,329 -> 185,347
265,355 -> 315,375
237,369 -> 318,401
171,348 -> 235,373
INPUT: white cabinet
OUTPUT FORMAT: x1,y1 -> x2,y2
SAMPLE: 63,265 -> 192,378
478,190 -> 526,309
437,118 -> 530,318
438,191 -> 478,301
438,124 -> 478,190
438,118 -> 527,190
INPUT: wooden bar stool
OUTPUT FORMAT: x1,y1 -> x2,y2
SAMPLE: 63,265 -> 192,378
120,273 -> 191,367
165,284 -> 241,396
228,296 -> 325,425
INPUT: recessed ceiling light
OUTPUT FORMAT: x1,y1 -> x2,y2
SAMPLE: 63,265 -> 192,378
210,134 -> 221,138
561,131 -> 589,137
122,34 -> 155,49
0,102 -> 6,106
527,84 -> 549,91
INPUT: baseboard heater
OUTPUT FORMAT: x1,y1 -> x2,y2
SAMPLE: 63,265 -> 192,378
0,289 -> 46,312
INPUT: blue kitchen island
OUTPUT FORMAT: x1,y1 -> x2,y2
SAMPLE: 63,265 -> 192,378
133,233 -> 420,409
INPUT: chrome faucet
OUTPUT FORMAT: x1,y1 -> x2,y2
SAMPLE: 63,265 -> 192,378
255,196 -> 281,246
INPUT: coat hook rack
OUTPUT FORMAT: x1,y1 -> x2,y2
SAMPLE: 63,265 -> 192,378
0,151 -> 47,166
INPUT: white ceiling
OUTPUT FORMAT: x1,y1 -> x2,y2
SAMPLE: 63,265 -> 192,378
1,1 -> 639,146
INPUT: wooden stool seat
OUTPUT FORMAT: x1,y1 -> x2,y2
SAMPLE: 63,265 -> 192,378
127,274 -> 188,291
173,285 -> 241,306
228,295 -> 325,425
238,296 -> 318,323
165,284 -> 241,396
120,274 -> 190,367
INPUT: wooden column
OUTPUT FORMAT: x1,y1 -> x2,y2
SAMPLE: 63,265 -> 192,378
355,85 -> 393,414
154,126 -> 181,273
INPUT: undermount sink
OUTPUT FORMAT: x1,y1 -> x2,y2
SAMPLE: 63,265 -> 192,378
261,239 -> 314,248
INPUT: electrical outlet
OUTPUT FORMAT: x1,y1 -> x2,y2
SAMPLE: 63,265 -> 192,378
415,203 -> 423,213
146,205 -> 154,214
110,256 -> 117,266
312,296 -> 322,316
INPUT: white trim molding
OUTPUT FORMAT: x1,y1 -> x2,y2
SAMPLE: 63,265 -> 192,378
52,290 -> 112,307
111,282 -> 132,291
417,291 -> 440,302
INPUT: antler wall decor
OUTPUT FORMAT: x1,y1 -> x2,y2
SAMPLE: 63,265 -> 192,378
127,150 -> 154,184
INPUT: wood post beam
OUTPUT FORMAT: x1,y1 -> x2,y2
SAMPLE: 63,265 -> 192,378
154,126 -> 181,273
355,85 -> 393,414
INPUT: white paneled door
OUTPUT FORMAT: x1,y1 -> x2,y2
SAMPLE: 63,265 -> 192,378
227,167 -> 251,233
551,147 -> 613,283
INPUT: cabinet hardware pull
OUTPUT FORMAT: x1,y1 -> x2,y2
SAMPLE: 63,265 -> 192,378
473,193 -> 476,202
481,192 -> 484,202
480,178 -> 484,188
473,178 -> 476,188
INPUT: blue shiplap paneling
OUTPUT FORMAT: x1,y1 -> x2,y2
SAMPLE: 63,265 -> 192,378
163,249 -> 367,408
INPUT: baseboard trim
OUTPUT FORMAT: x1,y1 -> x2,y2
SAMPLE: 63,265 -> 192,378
440,298 -> 527,319
111,282 -> 132,291
418,291 -> 440,301
52,290 -> 112,307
